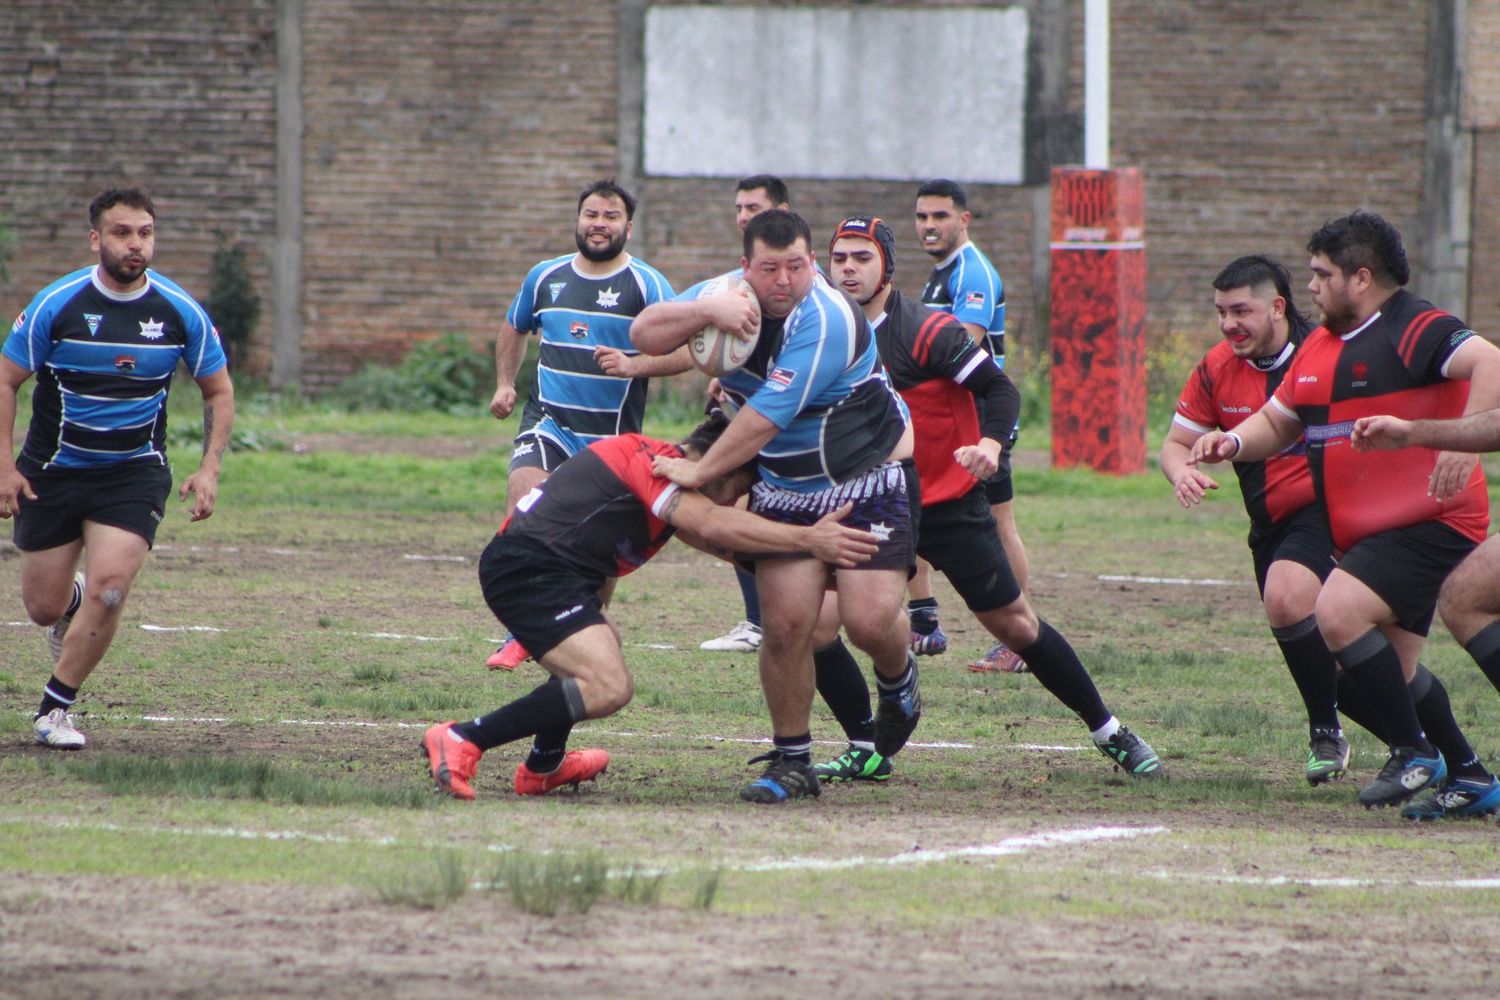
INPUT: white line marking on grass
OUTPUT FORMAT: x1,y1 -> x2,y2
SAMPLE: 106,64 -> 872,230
140,624 -> 229,633
28,819 -> 399,847
348,631 -> 459,642
403,554 -> 468,563
738,825 -> 1170,872
1141,870 -> 1500,890
1050,572 -> 1237,587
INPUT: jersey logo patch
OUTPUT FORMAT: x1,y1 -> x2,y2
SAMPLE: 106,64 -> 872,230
138,317 -> 165,340
115,354 -> 137,373
511,440 -> 536,458
12,311 -> 25,333
84,314 -> 103,336
965,291 -> 986,307
549,281 -> 567,301
569,321 -> 589,339
596,287 -> 620,308
767,367 -> 796,390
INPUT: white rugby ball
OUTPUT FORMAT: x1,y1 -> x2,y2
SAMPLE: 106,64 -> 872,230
689,276 -> 759,376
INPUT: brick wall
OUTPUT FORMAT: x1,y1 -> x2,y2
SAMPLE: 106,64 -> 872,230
0,0 -> 278,366
2,0 -> 1483,389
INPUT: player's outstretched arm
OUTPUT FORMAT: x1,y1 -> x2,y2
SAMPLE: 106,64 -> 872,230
1188,403 -> 1298,466
594,343 -> 696,378
667,497 -> 878,568
1160,424 -> 1218,508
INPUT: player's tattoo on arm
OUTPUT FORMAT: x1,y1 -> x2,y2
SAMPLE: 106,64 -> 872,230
661,491 -> 684,523
202,404 -> 215,457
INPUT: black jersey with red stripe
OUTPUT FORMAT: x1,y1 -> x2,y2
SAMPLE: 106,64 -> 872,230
501,433 -> 682,578
874,290 -> 1020,506
1173,329 -> 1314,531
1271,289 -> 1486,550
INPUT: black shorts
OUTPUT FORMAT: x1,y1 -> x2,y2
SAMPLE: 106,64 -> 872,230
477,534 -> 608,660
1336,521 -> 1477,636
12,460 -> 172,551
1247,505 -> 1336,597
745,460 -> 915,572
918,485 -> 1021,613
507,429 -> 572,474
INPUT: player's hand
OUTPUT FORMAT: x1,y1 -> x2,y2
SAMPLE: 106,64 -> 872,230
704,288 -> 760,341
180,468 -> 219,522
805,502 -> 881,568
1429,449 -> 1477,501
593,346 -> 640,378
954,440 -> 1001,481
1188,431 -> 1240,466
0,467 -> 36,519
490,384 -> 517,420
1172,468 -> 1219,508
1349,414 -> 1412,452
652,454 -> 705,488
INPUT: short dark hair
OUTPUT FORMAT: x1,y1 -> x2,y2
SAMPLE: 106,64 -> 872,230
736,174 -> 790,206
577,179 -> 637,220
1306,211 -> 1409,287
89,188 -> 155,229
743,208 -> 812,259
1212,254 -> 1311,330
916,178 -> 967,209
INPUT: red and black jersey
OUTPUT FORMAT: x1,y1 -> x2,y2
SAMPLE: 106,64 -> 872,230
1271,288 -> 1487,551
874,290 -> 1020,506
501,433 -> 682,578
1173,329 -> 1314,532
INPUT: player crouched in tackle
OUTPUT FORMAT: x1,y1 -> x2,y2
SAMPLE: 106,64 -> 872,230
421,412 -> 879,799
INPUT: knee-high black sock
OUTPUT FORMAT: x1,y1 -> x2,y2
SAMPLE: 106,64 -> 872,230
814,637 -> 875,744
1333,630 -> 1431,755
1409,666 -> 1486,779
454,675 -> 587,752
1335,670 -> 1388,743
1015,620 -> 1111,732
1463,620 -> 1500,695
37,675 -> 79,719
1271,616 -> 1340,731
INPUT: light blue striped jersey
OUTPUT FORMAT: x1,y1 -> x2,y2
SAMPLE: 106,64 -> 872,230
507,253 -> 674,455
4,265 -> 227,470
921,241 -> 1007,365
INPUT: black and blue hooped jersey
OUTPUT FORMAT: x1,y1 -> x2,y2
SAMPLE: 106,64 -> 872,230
922,242 -> 1007,364
506,253 -> 674,453
4,266 -> 227,470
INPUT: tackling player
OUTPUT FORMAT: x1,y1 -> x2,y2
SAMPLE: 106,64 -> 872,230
420,412 -> 879,800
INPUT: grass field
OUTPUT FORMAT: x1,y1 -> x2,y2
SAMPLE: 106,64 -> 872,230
3,391 -> 1500,999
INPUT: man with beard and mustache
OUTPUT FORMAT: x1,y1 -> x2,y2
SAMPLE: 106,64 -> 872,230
486,180 -> 682,670
1190,212 -> 1500,815
0,187 -> 235,749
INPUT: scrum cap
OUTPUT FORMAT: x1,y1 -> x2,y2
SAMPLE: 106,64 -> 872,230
830,215 -> 896,288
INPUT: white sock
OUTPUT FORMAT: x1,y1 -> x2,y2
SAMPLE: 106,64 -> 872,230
1090,716 -> 1121,742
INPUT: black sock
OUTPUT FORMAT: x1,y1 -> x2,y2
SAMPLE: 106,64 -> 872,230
908,597 -> 939,635
1335,671 -> 1388,744
1271,616 -> 1340,732
772,732 -> 812,764
814,637 -> 874,744
1333,630 -> 1432,756
1015,620 -> 1111,732
736,566 -> 762,628
875,656 -> 917,701
523,724 -> 572,774
454,676 -> 587,752
37,675 -> 79,719
1463,620 -> 1500,695
1409,666 -> 1487,779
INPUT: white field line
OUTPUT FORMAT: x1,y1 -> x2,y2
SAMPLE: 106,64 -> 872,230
1140,869 -> 1500,890
18,817 -> 1165,876
1050,572 -> 1239,587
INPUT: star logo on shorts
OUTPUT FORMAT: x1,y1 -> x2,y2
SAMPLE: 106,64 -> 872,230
596,287 -> 620,308
138,317 -> 165,340
511,440 -> 536,458
867,521 -> 893,542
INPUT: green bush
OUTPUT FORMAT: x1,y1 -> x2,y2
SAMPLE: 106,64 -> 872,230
206,232 -> 261,370
329,331 -> 493,413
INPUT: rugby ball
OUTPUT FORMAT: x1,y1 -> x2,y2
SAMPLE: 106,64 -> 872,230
689,276 -> 759,376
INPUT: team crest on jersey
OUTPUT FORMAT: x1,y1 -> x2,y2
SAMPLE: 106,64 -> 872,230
115,354 -> 137,373
84,313 -> 104,336
138,317 -> 165,340
767,367 -> 796,390
569,321 -> 589,339
1352,362 -> 1368,381
965,291 -> 986,308
596,287 -> 620,308
549,281 -> 567,301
